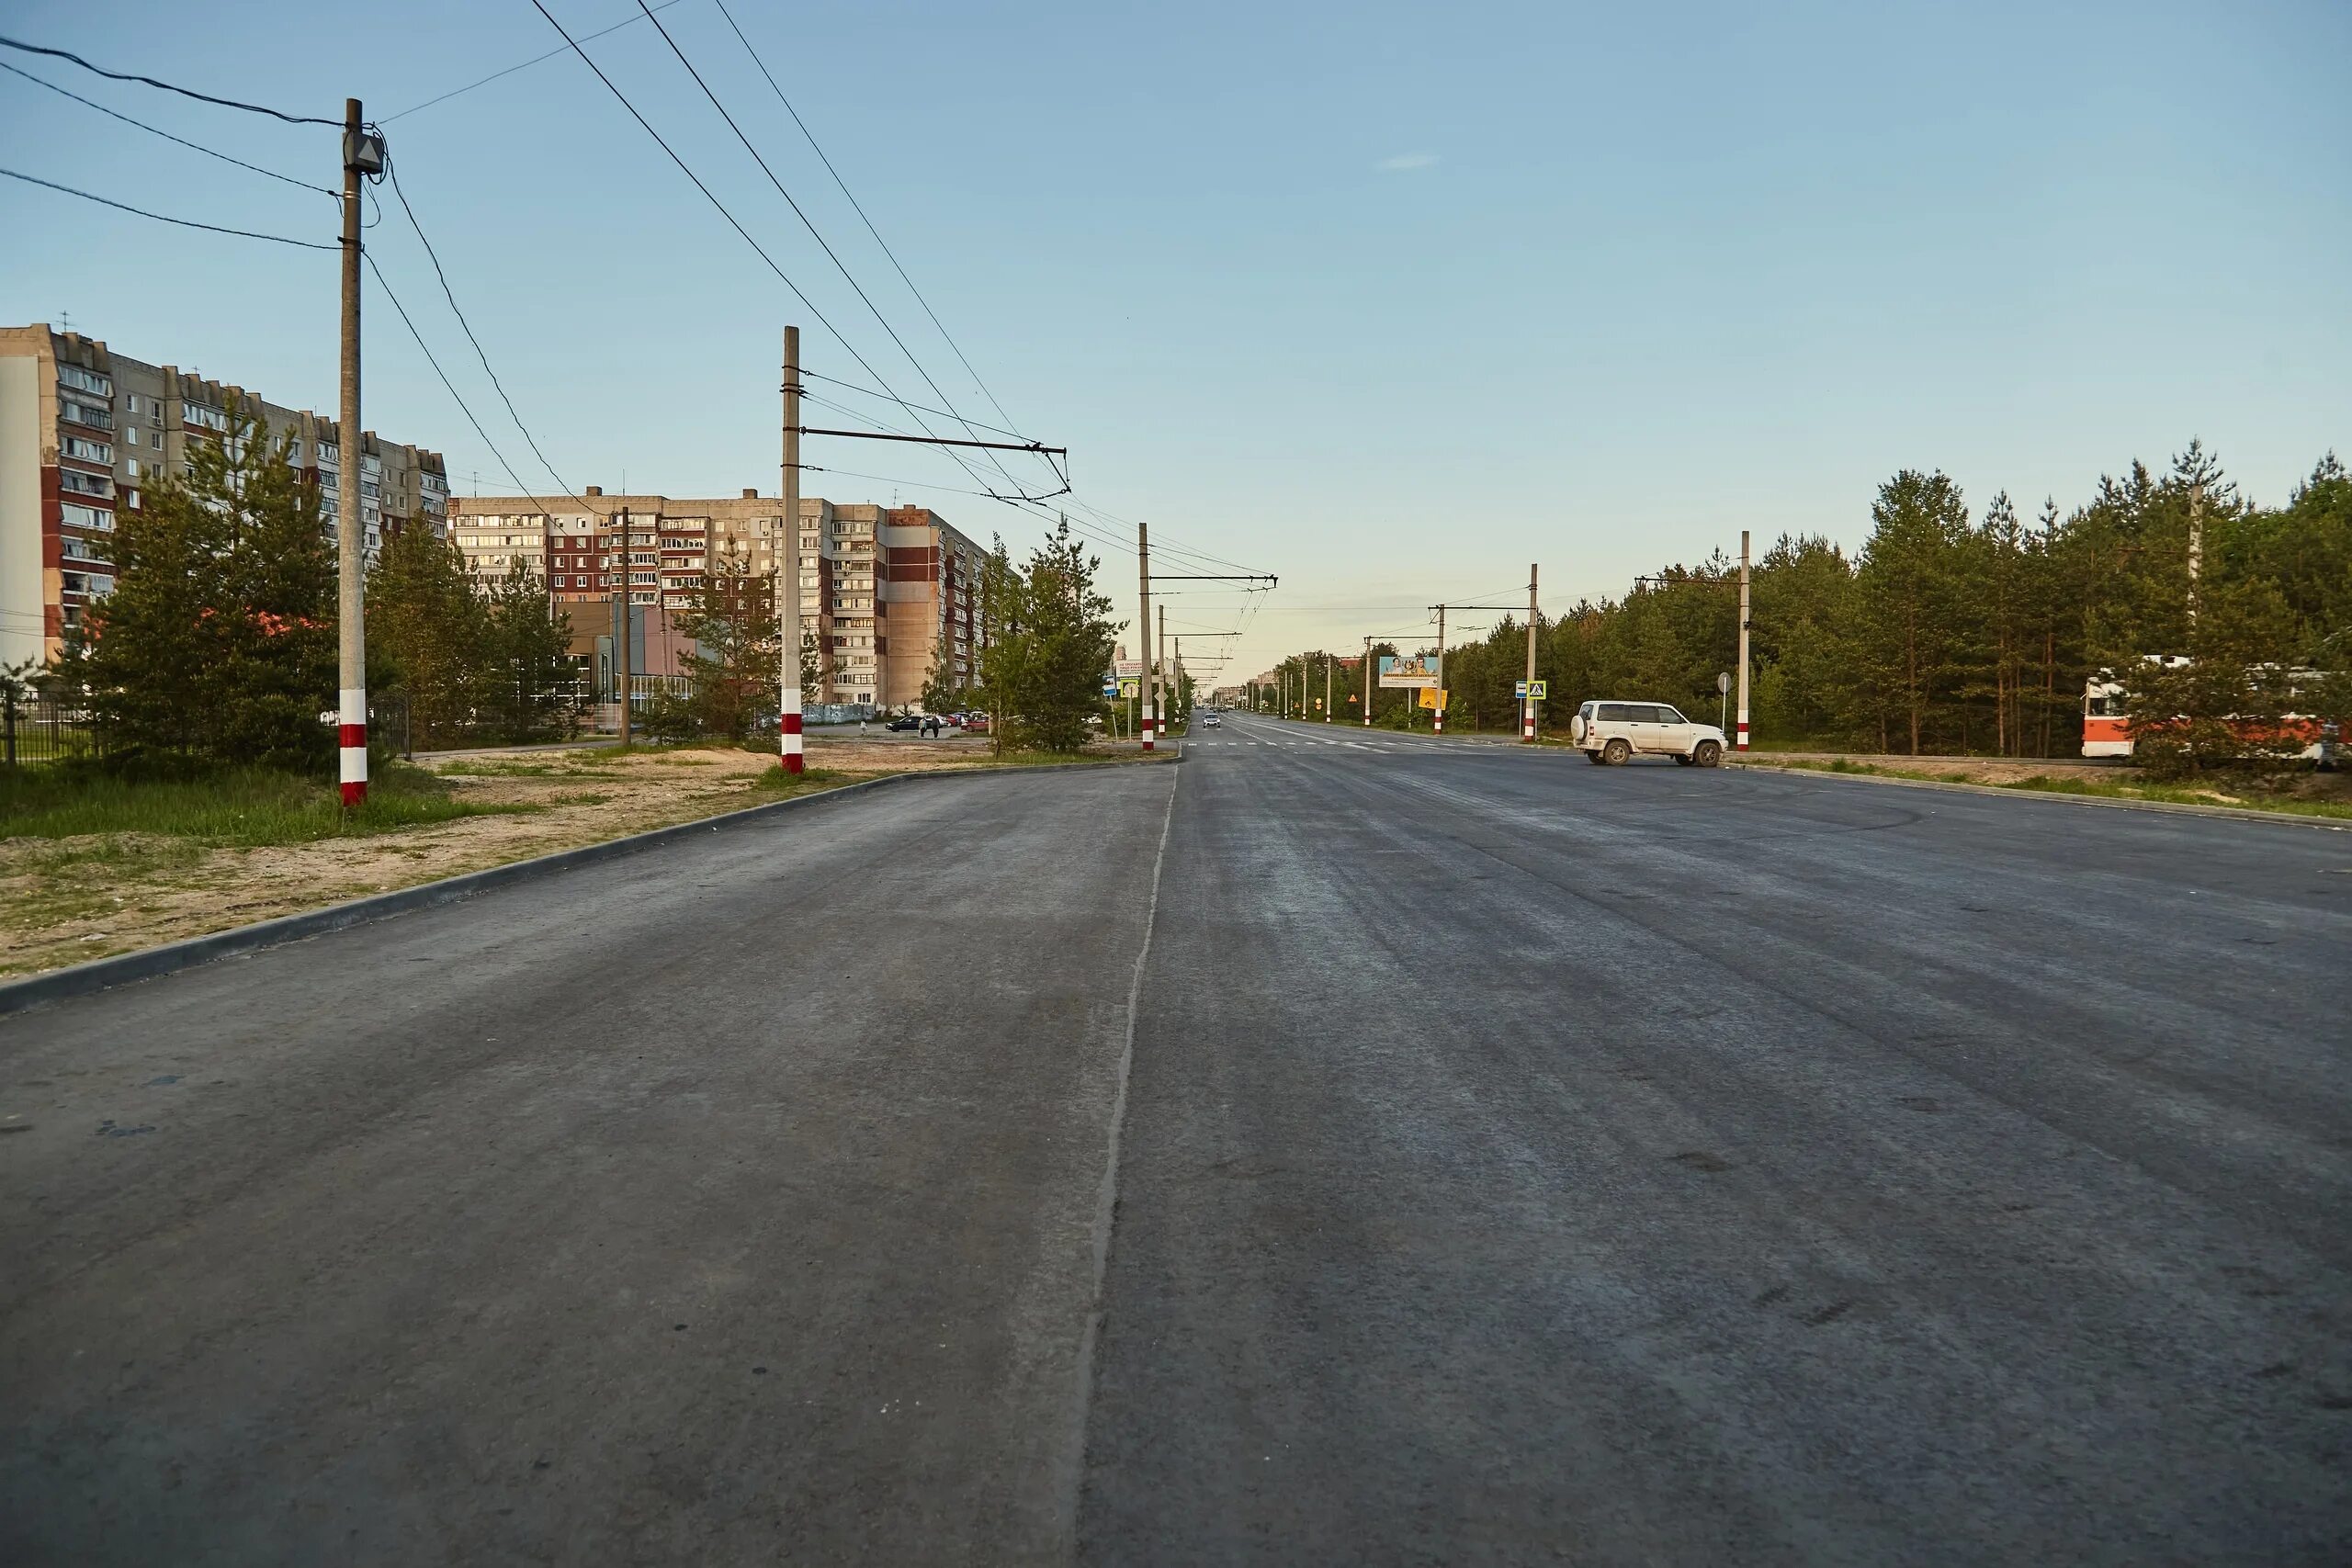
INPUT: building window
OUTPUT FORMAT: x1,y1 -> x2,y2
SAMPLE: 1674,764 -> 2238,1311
62,436 -> 113,465
62,502 -> 114,532
58,364 -> 113,398
60,398 -> 112,431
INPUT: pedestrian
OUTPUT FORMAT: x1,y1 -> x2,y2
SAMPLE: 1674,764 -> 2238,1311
858,713 -> 867,737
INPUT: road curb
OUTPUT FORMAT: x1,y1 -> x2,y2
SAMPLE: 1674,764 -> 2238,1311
1729,761 -> 2352,832
0,756 -> 1181,1020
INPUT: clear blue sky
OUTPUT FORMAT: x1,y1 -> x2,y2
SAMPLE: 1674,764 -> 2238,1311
6,0 -> 2347,686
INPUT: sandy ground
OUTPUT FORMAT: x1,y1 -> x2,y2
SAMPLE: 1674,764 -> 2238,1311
1732,750 -> 2352,806
0,737 -> 1164,983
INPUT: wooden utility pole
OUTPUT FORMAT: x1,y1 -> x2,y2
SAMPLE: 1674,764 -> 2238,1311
779,325 -> 803,772
616,505 -> 633,747
335,98 -> 369,806
1433,606 -> 1446,733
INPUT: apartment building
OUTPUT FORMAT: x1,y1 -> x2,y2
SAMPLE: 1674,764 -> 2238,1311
450,490 -> 984,708
0,323 -> 448,666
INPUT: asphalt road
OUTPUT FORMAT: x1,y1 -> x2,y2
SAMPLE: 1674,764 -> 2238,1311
6,718 -> 2350,1563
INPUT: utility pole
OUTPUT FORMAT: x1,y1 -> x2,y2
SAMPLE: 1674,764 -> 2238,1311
779,326 -> 803,772
1736,528 -> 1752,752
616,505 -> 633,747
1433,606 -> 1446,734
1363,636 -> 1373,726
1522,563 -> 1539,742
335,98 -> 378,807
1324,651 -> 1332,722
1136,523 -> 1154,752
1158,603 -> 1170,738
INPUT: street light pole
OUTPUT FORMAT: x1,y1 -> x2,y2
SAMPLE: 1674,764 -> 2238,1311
1363,636 -> 1373,726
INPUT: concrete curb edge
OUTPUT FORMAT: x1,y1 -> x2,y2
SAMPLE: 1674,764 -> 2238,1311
0,754 -> 1180,1020
1729,760 -> 2352,832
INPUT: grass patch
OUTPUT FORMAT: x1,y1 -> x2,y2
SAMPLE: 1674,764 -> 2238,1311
742,765 -> 858,796
0,761 -> 532,846
1757,757 -> 2352,819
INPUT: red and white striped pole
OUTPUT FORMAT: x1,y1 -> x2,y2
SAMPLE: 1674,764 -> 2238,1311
1736,527 -> 1751,752
1136,522 -> 1154,752
334,98 -> 369,807
779,325 -> 804,774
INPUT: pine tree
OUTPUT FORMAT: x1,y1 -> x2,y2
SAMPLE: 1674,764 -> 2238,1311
62,402 -> 335,771
367,525 -> 488,747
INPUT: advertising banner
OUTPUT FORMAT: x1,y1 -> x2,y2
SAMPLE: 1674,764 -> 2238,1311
1417,687 -> 1450,710
1377,653 -> 1438,689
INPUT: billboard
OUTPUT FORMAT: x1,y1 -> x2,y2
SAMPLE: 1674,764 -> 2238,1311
1377,653 -> 1439,690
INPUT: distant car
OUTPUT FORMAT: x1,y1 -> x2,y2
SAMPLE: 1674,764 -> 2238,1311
886,715 -> 923,732
1200,713 -> 1221,728
1569,700 -> 1724,766
962,715 -> 991,735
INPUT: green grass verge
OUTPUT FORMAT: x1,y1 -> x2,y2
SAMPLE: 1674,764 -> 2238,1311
1756,757 -> 2352,820
0,761 -> 536,846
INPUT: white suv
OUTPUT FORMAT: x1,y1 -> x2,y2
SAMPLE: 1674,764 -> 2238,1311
1569,701 -> 1725,766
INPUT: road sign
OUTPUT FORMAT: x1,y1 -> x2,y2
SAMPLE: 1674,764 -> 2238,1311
1514,680 -> 1548,699
1102,682 -> 1119,696
1717,671 -> 1732,695
1118,678 -> 1141,699
1417,686 -> 1449,710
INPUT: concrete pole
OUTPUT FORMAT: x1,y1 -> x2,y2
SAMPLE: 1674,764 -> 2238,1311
1522,562 -> 1539,741
1363,636 -> 1373,726
778,326 -> 803,772
1158,603 -> 1169,737
616,506 -> 633,748
335,98 -> 368,807
1324,651 -> 1332,721
1136,523 -> 1154,752
1736,528 -> 1752,752
1433,606 -> 1446,734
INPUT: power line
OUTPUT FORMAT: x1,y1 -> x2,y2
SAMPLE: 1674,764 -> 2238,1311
709,0 -> 1026,446
800,369 -> 1034,442
0,35 -> 336,125
0,165 -> 336,248
381,153 -> 585,512
363,251 -> 564,523
626,1 -> 1044,507
0,61 -> 335,196
524,0 -> 985,501
382,0 -> 687,123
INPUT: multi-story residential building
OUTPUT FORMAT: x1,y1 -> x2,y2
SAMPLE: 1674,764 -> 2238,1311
0,323 -> 447,666
450,490 -> 984,708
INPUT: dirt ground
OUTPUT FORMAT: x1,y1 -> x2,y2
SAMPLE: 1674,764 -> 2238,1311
0,737 -> 1160,983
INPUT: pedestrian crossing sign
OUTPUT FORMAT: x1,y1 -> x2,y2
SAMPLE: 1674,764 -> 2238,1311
1514,680 -> 1548,699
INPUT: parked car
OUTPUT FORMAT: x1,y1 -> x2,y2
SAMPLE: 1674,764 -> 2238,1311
886,714 -> 924,732
962,715 -> 991,735
1568,701 -> 1724,766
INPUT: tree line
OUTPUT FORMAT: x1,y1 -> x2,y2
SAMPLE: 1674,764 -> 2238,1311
1266,442 -> 2349,775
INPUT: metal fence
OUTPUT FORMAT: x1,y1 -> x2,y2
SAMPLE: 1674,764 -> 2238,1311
1,694 -> 108,766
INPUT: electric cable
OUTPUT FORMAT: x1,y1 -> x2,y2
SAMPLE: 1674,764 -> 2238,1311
0,35 -> 336,124
0,61 -> 336,195
0,165 -> 335,248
